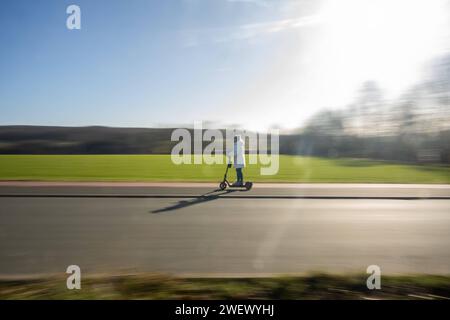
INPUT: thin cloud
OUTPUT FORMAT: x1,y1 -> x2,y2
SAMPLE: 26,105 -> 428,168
223,14 -> 322,40
226,0 -> 271,7
181,14 -> 322,47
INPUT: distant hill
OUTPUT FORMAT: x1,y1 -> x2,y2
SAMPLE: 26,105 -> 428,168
0,126 -> 177,154
0,125 -> 448,163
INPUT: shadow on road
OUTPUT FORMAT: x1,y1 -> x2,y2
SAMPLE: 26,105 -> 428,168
151,189 -> 241,214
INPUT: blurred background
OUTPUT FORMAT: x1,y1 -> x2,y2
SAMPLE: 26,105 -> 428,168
0,0 -> 449,165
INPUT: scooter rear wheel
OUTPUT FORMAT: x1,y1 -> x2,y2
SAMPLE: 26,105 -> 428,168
245,182 -> 253,190
219,182 -> 227,190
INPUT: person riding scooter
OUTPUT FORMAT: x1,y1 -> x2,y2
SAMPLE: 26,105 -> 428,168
219,135 -> 252,191
229,135 -> 245,186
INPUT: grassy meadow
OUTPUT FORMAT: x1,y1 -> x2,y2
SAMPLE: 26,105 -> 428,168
0,155 -> 448,183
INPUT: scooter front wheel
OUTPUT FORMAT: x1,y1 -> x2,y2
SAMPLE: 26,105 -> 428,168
219,182 -> 227,190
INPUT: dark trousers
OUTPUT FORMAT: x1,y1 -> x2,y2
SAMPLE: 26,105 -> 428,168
236,168 -> 243,182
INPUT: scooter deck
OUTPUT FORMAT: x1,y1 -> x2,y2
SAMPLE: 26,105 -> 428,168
221,181 -> 253,190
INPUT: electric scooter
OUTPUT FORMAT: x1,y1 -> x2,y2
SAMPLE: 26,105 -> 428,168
219,162 -> 253,191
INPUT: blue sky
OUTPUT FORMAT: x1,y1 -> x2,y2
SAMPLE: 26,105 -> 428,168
1,0 -> 449,130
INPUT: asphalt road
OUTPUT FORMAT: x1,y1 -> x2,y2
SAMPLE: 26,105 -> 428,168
0,184 -> 449,276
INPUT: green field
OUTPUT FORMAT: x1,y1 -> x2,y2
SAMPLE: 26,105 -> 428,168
0,155 -> 449,183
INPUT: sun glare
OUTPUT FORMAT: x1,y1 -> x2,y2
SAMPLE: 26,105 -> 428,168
320,0 -> 449,97
219,0 -> 450,131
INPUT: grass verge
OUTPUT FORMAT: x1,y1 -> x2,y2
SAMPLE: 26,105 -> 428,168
0,273 -> 449,300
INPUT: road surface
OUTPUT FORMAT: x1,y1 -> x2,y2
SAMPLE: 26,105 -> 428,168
0,183 -> 449,276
